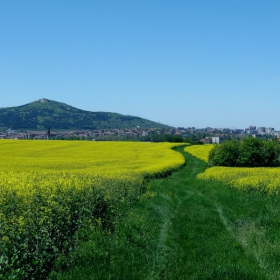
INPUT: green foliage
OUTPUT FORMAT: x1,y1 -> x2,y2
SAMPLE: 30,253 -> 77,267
172,135 -> 184,142
208,139 -> 240,167
0,99 -> 171,130
0,141 -> 184,279
237,138 -> 266,167
0,178 -> 144,279
209,138 -> 280,167
149,134 -> 184,142
50,148 -> 279,279
184,134 -> 201,145
263,140 -> 280,166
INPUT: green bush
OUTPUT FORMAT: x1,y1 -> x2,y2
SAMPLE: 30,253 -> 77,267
208,139 -> 240,167
209,138 -> 280,167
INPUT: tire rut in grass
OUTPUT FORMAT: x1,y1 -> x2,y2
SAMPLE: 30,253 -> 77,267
51,149 -> 270,279
146,150 -> 268,279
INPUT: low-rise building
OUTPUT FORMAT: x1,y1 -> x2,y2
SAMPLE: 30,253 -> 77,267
212,137 -> 222,144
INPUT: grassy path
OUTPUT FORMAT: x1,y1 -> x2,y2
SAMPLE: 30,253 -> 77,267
51,147 -> 280,279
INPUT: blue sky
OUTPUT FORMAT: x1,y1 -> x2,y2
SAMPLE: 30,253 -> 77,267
1,0 -> 279,129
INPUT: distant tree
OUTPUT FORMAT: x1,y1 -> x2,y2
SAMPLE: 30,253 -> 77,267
209,138 -> 280,167
237,137 -> 266,167
149,134 -> 184,143
165,134 -> 173,142
263,140 -> 280,167
209,139 -> 240,167
172,135 -> 183,143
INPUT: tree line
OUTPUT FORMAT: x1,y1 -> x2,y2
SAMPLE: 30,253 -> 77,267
209,138 -> 280,167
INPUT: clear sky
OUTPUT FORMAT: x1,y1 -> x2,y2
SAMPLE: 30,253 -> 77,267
1,0 -> 279,129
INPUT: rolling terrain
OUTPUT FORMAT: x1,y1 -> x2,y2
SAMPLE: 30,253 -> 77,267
0,98 -> 171,130
51,148 -> 280,279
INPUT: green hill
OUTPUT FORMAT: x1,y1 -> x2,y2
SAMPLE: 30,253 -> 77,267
0,98 -> 171,130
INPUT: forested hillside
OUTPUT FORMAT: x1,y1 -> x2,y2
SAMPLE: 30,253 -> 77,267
0,99 -> 171,130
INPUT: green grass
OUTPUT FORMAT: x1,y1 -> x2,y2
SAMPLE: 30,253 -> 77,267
50,147 -> 280,279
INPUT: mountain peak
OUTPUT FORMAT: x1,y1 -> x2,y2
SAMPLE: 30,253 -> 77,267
38,98 -> 50,103
0,99 -> 171,130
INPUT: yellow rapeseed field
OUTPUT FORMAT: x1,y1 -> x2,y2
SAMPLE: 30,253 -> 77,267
0,140 -> 185,175
0,140 -> 185,278
197,167 -> 280,194
184,144 -> 280,194
184,144 -> 214,162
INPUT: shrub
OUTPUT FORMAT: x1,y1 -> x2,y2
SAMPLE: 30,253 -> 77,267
209,138 -> 280,167
208,139 -> 240,167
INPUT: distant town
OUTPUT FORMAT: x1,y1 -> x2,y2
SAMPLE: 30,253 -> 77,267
0,125 -> 279,143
